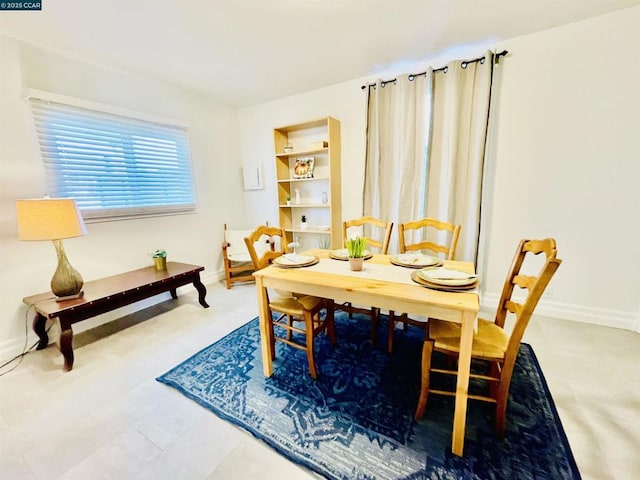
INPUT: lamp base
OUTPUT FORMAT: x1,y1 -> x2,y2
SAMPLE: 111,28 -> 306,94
55,291 -> 84,302
51,239 -> 84,298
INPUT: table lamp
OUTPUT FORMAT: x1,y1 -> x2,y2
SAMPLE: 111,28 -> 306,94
16,198 -> 87,300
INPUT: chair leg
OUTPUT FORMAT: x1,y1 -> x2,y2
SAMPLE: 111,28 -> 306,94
414,339 -> 435,420
494,365 -> 513,438
325,302 -> 337,346
286,315 -> 293,341
402,314 -> 409,331
370,307 -> 379,345
388,311 -> 396,353
268,312 -> 276,360
224,262 -> 232,289
304,311 -> 318,379
346,302 -> 354,319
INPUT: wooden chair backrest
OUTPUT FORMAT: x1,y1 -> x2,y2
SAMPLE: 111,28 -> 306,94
398,217 -> 461,259
244,225 -> 286,270
497,238 -> 562,361
343,216 -> 393,254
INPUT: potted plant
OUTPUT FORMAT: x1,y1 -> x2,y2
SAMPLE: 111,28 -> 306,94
286,195 -> 291,206
346,236 -> 367,271
151,249 -> 167,270
300,215 -> 308,230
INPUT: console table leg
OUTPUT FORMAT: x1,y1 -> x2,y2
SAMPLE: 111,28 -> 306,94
170,288 -> 178,300
193,276 -> 209,308
59,319 -> 74,372
32,313 -> 49,350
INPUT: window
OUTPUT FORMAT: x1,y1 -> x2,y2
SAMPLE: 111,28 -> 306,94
29,93 -> 196,221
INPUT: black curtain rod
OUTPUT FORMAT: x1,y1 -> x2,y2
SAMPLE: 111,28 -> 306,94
360,50 -> 508,90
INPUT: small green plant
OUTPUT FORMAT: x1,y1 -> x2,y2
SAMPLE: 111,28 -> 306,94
150,249 -> 167,258
346,237 -> 366,258
286,194 -> 291,201
301,215 -> 307,223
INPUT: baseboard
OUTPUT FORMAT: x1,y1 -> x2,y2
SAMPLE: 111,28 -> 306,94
201,269 -> 224,286
481,293 -> 637,331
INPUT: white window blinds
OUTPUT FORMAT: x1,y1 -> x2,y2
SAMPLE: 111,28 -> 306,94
29,97 -> 196,220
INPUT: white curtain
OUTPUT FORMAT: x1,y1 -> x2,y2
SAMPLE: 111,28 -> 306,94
426,51 -> 495,263
363,73 -> 430,253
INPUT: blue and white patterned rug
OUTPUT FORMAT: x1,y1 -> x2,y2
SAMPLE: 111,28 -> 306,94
157,313 -> 580,479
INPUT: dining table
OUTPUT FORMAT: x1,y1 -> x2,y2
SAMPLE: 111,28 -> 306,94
252,248 -> 480,456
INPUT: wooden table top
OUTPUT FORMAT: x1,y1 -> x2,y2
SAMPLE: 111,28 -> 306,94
254,249 -> 479,320
23,262 -> 204,316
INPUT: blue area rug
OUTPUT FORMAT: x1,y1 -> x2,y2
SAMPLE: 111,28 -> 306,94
157,313 -> 580,479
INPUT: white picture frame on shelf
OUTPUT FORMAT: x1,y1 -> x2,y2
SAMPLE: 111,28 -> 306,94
293,156 -> 315,179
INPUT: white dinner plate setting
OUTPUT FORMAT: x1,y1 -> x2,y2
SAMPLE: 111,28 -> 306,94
418,267 -> 477,286
329,248 -> 373,261
410,267 -> 478,291
389,253 -> 442,268
273,254 -> 319,268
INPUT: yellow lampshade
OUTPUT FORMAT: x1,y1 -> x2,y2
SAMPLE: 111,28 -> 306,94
16,198 -> 87,241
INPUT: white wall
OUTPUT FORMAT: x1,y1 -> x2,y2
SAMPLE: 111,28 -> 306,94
0,36 -> 245,357
239,7 -> 640,331
480,7 -> 640,330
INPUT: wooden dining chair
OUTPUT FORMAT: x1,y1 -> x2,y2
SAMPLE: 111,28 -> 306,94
414,238 -> 562,437
222,223 -> 256,289
343,216 -> 394,254
388,217 -> 462,353
244,225 -> 336,379
398,217 -> 461,259
339,216 -> 394,344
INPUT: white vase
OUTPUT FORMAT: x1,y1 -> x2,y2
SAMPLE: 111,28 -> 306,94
300,222 -> 308,230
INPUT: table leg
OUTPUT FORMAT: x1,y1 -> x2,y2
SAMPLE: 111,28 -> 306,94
170,288 -> 178,300
192,275 -> 210,308
255,276 -> 273,377
451,310 -> 475,456
32,313 -> 49,350
58,318 -> 74,372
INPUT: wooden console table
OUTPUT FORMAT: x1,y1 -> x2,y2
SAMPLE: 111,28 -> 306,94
23,262 -> 209,371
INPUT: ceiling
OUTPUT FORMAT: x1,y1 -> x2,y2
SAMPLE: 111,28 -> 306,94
1,0 -> 638,107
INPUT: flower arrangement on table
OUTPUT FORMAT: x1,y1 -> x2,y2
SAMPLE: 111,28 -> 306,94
346,237 -> 367,271
346,237 -> 366,258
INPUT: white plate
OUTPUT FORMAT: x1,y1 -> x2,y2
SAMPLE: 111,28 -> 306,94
274,254 -> 315,266
418,267 -> 477,286
390,253 -> 440,267
329,248 -> 372,260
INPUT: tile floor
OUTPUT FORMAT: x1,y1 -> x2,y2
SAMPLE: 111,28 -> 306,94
0,281 -> 638,480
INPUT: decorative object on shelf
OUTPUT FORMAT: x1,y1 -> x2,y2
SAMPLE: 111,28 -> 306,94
321,192 -> 328,204
284,143 -> 293,153
318,238 -> 331,249
286,195 -> 291,206
294,188 -> 301,205
16,198 -> 87,300
287,240 -> 300,254
150,249 -> 167,270
300,215 -> 308,230
293,156 -> 315,179
310,140 -> 328,150
346,236 -> 367,271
